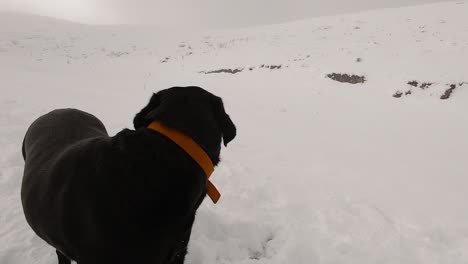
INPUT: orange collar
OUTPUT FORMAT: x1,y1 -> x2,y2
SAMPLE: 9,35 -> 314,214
147,121 -> 221,204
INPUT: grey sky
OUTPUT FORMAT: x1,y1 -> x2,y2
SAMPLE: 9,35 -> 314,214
0,0 -> 453,28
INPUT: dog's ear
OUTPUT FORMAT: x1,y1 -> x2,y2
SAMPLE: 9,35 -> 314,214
133,92 -> 162,129
212,97 -> 236,146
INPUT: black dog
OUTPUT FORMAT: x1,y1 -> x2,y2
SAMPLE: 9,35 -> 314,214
21,86 -> 236,264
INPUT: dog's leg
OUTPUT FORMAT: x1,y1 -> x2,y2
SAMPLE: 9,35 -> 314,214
56,250 -> 71,264
169,196 -> 206,264
168,216 -> 196,264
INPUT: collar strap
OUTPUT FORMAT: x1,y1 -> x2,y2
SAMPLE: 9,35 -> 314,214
147,121 -> 221,204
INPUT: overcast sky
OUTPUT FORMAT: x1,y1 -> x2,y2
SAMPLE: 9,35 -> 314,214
0,0 -> 452,29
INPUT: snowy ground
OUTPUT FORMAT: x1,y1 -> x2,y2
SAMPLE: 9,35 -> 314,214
1,1 -> 468,263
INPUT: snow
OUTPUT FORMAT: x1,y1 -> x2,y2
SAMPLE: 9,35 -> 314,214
1,1 -> 468,263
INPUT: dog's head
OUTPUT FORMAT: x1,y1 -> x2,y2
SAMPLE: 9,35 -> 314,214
133,86 -> 236,164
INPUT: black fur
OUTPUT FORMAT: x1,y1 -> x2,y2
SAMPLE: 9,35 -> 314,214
21,86 -> 236,264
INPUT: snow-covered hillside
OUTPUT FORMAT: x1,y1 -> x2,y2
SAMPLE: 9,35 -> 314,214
1,1 -> 468,263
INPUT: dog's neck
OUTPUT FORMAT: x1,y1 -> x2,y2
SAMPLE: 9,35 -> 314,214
147,115 -> 222,166
147,121 -> 221,204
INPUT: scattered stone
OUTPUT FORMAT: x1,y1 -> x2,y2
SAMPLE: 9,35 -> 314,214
407,80 -> 433,89
420,82 -> 433,89
441,84 -> 457,100
200,64 -> 283,75
356,58 -> 362,62
268,65 -> 282,70
407,81 -> 419,87
160,57 -> 170,63
399,81 -> 465,100
327,73 -> 366,84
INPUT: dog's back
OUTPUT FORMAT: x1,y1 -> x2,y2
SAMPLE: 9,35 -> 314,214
22,109 -> 109,260
22,108 -> 108,161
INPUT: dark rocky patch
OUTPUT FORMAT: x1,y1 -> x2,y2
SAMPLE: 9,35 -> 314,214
200,68 -> 244,74
394,89 -> 413,99
160,57 -> 170,63
407,81 -> 419,87
396,81 -> 465,100
200,64 -> 283,75
393,91 -> 403,98
258,64 -> 282,69
267,65 -> 282,70
407,80 -> 433,89
420,82 -> 433,89
440,83 -> 466,100
327,73 -> 366,84
441,84 -> 457,100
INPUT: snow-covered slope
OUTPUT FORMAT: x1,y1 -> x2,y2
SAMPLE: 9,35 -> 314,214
1,1 -> 468,263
